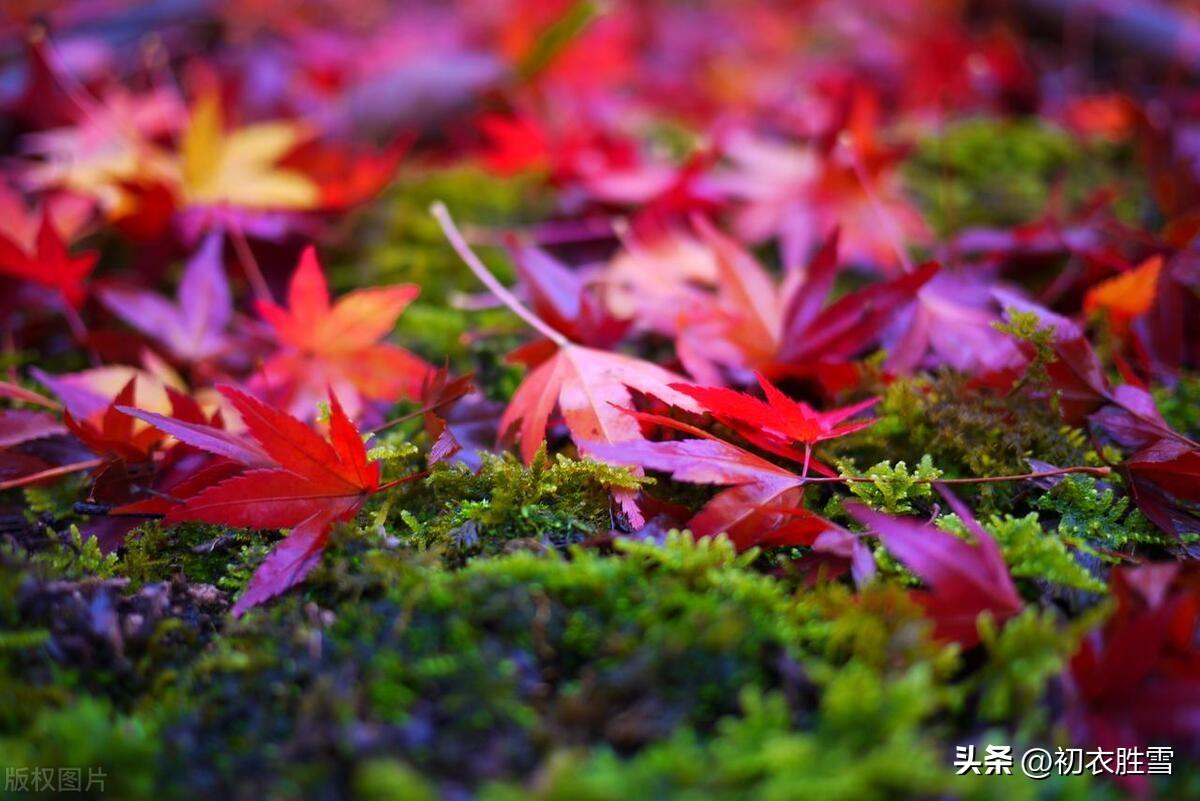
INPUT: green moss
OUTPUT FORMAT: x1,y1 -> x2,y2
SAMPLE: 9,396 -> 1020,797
353,759 -> 438,801
938,512 -> 1105,593
1036,475 -> 1167,553
7,525 -> 120,582
839,455 -> 942,514
833,373 -> 1090,512
148,535 -> 822,795
0,526 -> 1173,798
480,681 -> 1099,801
1153,373 -> 1200,440
993,311 -> 1058,390
0,531 -> 227,734
0,697 -> 158,800
22,473 -> 87,520
791,580 -> 948,673
394,448 -> 645,563
345,165 -> 551,375
970,607 -> 1098,731
904,117 -> 1138,235
118,522 -> 264,589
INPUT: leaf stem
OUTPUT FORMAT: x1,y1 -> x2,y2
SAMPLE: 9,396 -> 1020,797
839,132 -> 915,275
800,464 -> 1110,486
368,395 -> 463,435
229,221 -> 273,302
375,470 -> 430,493
431,201 -> 569,348
0,458 -> 103,491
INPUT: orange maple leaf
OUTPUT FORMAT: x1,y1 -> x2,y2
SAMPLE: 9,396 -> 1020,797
1083,255 -> 1163,331
254,246 -> 431,419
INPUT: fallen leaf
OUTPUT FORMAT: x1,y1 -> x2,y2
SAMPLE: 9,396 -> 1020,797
253,245 -> 431,420
847,496 -> 1021,648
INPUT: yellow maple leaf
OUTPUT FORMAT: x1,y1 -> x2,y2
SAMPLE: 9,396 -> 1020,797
1083,255 -> 1163,329
178,93 -> 319,210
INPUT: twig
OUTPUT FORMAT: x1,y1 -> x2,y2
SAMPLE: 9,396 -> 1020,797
368,395 -> 465,435
191,534 -> 236,554
376,470 -> 431,493
74,502 -> 164,519
0,458 -> 104,491
799,465 -> 1110,486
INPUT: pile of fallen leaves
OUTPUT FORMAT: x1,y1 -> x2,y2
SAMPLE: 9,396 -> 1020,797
2,1 -> 1200,799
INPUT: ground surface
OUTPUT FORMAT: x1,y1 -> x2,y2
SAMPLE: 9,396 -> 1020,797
1,1 -> 1199,799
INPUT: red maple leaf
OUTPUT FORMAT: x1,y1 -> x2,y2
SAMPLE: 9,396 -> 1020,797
415,366 -> 478,466
63,378 -> 163,465
545,370 -> 876,541
584,418 -> 806,547
1124,438 -> 1200,540
0,209 -> 98,309
508,240 -> 629,349
847,492 -> 1022,649
669,216 -> 937,385
433,203 -> 703,472
144,385 -> 391,614
282,137 -> 410,211
670,372 -> 878,477
1065,563 -> 1200,797
253,245 -> 431,420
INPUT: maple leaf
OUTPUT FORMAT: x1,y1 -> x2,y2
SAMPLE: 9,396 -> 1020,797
415,366 -> 477,465
509,240 -> 629,349
0,179 -> 91,252
47,376 -> 204,530
478,113 -> 553,175
1130,251 -> 1199,384
584,422 -> 805,546
477,109 -> 715,223
603,230 -> 718,339
177,91 -> 319,211
99,231 -> 233,363
156,385 -> 386,614
33,360 -> 185,423
1123,438 -> 1200,540
500,344 -> 704,466
117,401 -> 272,473
847,492 -> 1022,648
795,526 -> 878,587
670,372 -> 878,477
0,379 -> 86,493
673,216 -> 937,384
20,81 -> 182,221
0,409 -> 65,449
1065,563 -> 1200,797
433,202 -> 702,471
63,377 -> 163,465
881,269 -> 1025,375
253,246 -> 431,420
0,209 -> 98,308
713,110 -> 931,274
0,388 -> 70,492
281,137 -> 409,211
1083,254 -> 1163,334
